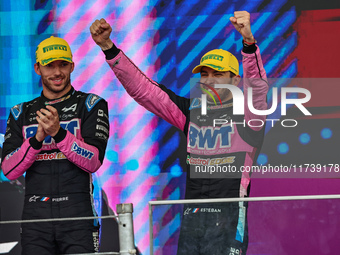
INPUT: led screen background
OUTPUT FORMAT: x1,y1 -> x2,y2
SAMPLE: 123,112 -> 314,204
1,0 -> 340,254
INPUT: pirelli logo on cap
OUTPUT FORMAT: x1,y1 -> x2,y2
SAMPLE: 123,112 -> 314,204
43,44 -> 68,53
201,54 -> 224,63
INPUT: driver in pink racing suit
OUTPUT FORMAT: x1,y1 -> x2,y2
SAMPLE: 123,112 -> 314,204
91,11 -> 268,254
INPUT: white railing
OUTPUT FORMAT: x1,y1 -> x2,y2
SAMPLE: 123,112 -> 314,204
0,203 -> 136,255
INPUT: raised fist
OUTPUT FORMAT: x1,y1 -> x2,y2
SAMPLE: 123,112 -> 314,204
90,18 -> 114,50
230,11 -> 255,43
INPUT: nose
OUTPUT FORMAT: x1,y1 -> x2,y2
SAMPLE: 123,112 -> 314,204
201,76 -> 215,87
54,66 -> 62,76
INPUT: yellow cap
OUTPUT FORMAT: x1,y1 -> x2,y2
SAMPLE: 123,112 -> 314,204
35,36 -> 73,66
192,49 -> 239,75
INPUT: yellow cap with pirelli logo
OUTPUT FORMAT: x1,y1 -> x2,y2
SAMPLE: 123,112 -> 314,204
35,36 -> 73,66
192,49 -> 239,75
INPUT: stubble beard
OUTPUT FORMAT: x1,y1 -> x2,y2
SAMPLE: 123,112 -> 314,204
42,75 -> 71,95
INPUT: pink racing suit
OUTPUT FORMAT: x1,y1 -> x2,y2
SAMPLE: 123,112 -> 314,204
104,42 -> 268,254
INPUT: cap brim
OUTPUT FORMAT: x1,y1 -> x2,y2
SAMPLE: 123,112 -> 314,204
39,57 -> 73,66
192,64 -> 210,74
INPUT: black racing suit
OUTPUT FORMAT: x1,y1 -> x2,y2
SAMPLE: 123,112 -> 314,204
1,86 -> 109,254
105,41 -> 268,254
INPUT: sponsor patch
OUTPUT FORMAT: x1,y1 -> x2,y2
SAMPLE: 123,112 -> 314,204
97,118 -> 109,127
86,94 -> 102,111
71,142 -> 94,159
62,103 -> 77,112
188,122 -> 234,150
186,156 -> 235,166
95,132 -> 108,141
184,208 -> 192,215
60,114 -> 75,120
29,195 -> 40,202
96,124 -> 109,135
98,109 -> 109,120
36,152 -> 66,161
24,119 -> 80,145
11,103 -> 24,120
93,231 -> 99,252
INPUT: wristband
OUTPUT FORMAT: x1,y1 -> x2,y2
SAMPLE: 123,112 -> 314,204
243,39 -> 257,45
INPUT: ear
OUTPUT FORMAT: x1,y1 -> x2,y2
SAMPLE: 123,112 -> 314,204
34,63 -> 41,76
232,75 -> 241,86
70,62 -> 75,73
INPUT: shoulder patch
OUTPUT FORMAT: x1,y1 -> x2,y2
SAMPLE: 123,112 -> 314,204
11,103 -> 24,120
85,94 -> 103,112
189,98 -> 202,110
